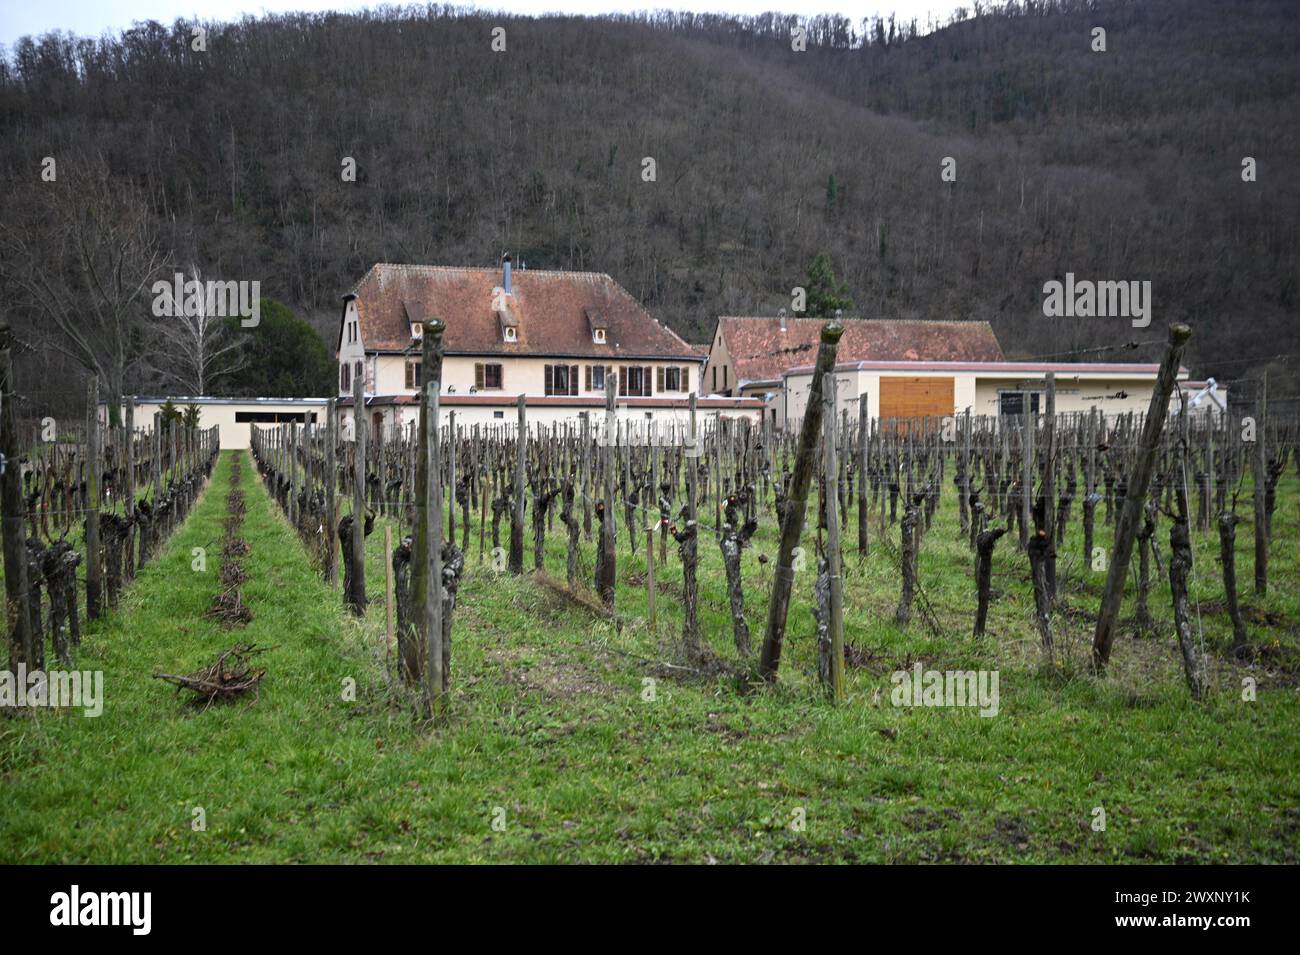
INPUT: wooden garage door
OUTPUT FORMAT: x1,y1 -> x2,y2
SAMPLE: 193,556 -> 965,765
879,377 -> 954,432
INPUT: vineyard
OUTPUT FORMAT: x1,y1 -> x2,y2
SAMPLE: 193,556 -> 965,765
1,322 -> 1297,862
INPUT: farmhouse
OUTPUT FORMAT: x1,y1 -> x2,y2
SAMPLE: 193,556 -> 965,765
337,257 -> 761,433
702,316 -> 1005,428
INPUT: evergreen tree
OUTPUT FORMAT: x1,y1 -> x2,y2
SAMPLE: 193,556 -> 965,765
802,253 -> 853,318
222,299 -> 335,397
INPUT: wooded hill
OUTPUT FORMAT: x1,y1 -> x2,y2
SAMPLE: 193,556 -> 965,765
1,0 -> 1296,411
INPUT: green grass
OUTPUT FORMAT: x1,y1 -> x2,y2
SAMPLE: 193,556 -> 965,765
1,449 -> 1297,863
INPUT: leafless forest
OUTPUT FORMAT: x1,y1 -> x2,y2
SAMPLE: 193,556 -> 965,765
1,0 -> 1297,419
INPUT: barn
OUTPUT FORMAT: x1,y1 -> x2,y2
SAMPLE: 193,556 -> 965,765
781,359 -> 1193,428
701,316 -> 1005,429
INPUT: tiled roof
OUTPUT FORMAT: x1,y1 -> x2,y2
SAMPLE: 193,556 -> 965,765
715,317 -> 1005,384
347,264 -> 697,360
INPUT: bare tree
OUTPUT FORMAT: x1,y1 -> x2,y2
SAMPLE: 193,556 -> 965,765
148,265 -> 249,396
0,155 -> 168,425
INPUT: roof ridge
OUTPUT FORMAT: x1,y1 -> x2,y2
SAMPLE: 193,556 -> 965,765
718,316 -> 994,326
368,263 -> 615,279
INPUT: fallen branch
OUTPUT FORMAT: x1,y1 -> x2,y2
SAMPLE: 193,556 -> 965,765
153,643 -> 269,707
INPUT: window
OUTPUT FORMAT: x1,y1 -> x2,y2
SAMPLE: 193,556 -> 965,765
493,410 -> 505,419
410,322 -> 423,340
235,411 -> 319,424
999,390 -> 1042,417
354,361 -> 364,390
340,363 -> 351,392
712,366 -> 717,391
405,361 -> 422,389
620,366 -> 651,397
585,364 -> 608,392
545,364 -> 579,396
659,366 -> 684,392
593,328 -> 606,344
723,366 -> 728,390
475,363 -> 503,390
503,326 -> 517,342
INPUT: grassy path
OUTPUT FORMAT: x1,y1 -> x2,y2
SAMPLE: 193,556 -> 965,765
2,450 -> 1298,862
0,451 -> 392,862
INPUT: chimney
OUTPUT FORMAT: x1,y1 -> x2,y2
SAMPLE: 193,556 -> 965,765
502,252 -> 513,296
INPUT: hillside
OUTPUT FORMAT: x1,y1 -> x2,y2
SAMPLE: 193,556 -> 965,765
1,0 -> 1296,410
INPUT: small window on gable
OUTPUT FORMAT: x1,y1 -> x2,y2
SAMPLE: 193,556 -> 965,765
410,322 -> 423,340
503,326 -> 517,343
593,328 -> 606,344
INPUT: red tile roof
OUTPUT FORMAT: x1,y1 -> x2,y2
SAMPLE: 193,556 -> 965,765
786,360 -> 1183,377
347,264 -> 698,360
715,317 -> 1005,384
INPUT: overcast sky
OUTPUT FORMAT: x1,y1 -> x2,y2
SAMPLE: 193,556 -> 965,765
2,1 -> 968,47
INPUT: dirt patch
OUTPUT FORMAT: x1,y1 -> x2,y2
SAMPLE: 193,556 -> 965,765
486,646 -> 620,701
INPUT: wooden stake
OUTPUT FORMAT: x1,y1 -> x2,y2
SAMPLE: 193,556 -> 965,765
1092,323 -> 1192,671
0,322 -> 35,670
759,322 -> 844,682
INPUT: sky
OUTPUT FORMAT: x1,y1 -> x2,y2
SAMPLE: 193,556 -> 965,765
1,0 -> 969,47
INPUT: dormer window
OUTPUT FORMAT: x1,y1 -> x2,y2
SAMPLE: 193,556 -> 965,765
503,326 -> 517,343
410,322 -> 423,340
585,308 -> 609,346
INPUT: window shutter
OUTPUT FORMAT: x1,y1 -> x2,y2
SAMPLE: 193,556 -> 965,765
544,364 -> 553,396
570,365 -> 579,396
656,366 -> 664,394
405,363 -> 413,389
497,365 -> 504,389
475,363 -> 484,389
585,365 -> 591,391
616,368 -> 622,396
682,366 -> 690,392
643,367 -> 652,397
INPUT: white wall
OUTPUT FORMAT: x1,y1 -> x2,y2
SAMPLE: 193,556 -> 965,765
127,400 -> 328,449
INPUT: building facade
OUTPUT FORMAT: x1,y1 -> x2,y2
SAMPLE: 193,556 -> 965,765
782,360 -> 1192,428
337,257 -> 761,435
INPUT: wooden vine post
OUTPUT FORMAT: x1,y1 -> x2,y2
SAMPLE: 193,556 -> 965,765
680,393 -> 700,655
822,367 -> 845,700
1253,372 -> 1268,595
348,366 -> 368,614
0,322 -> 34,671
125,397 -> 136,580
424,343 -> 445,714
325,397 -> 338,585
597,374 -> 617,608
759,321 -> 843,682
85,378 -> 103,621
509,396 -> 526,574
1092,323 -> 1191,672
857,393 -> 869,557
